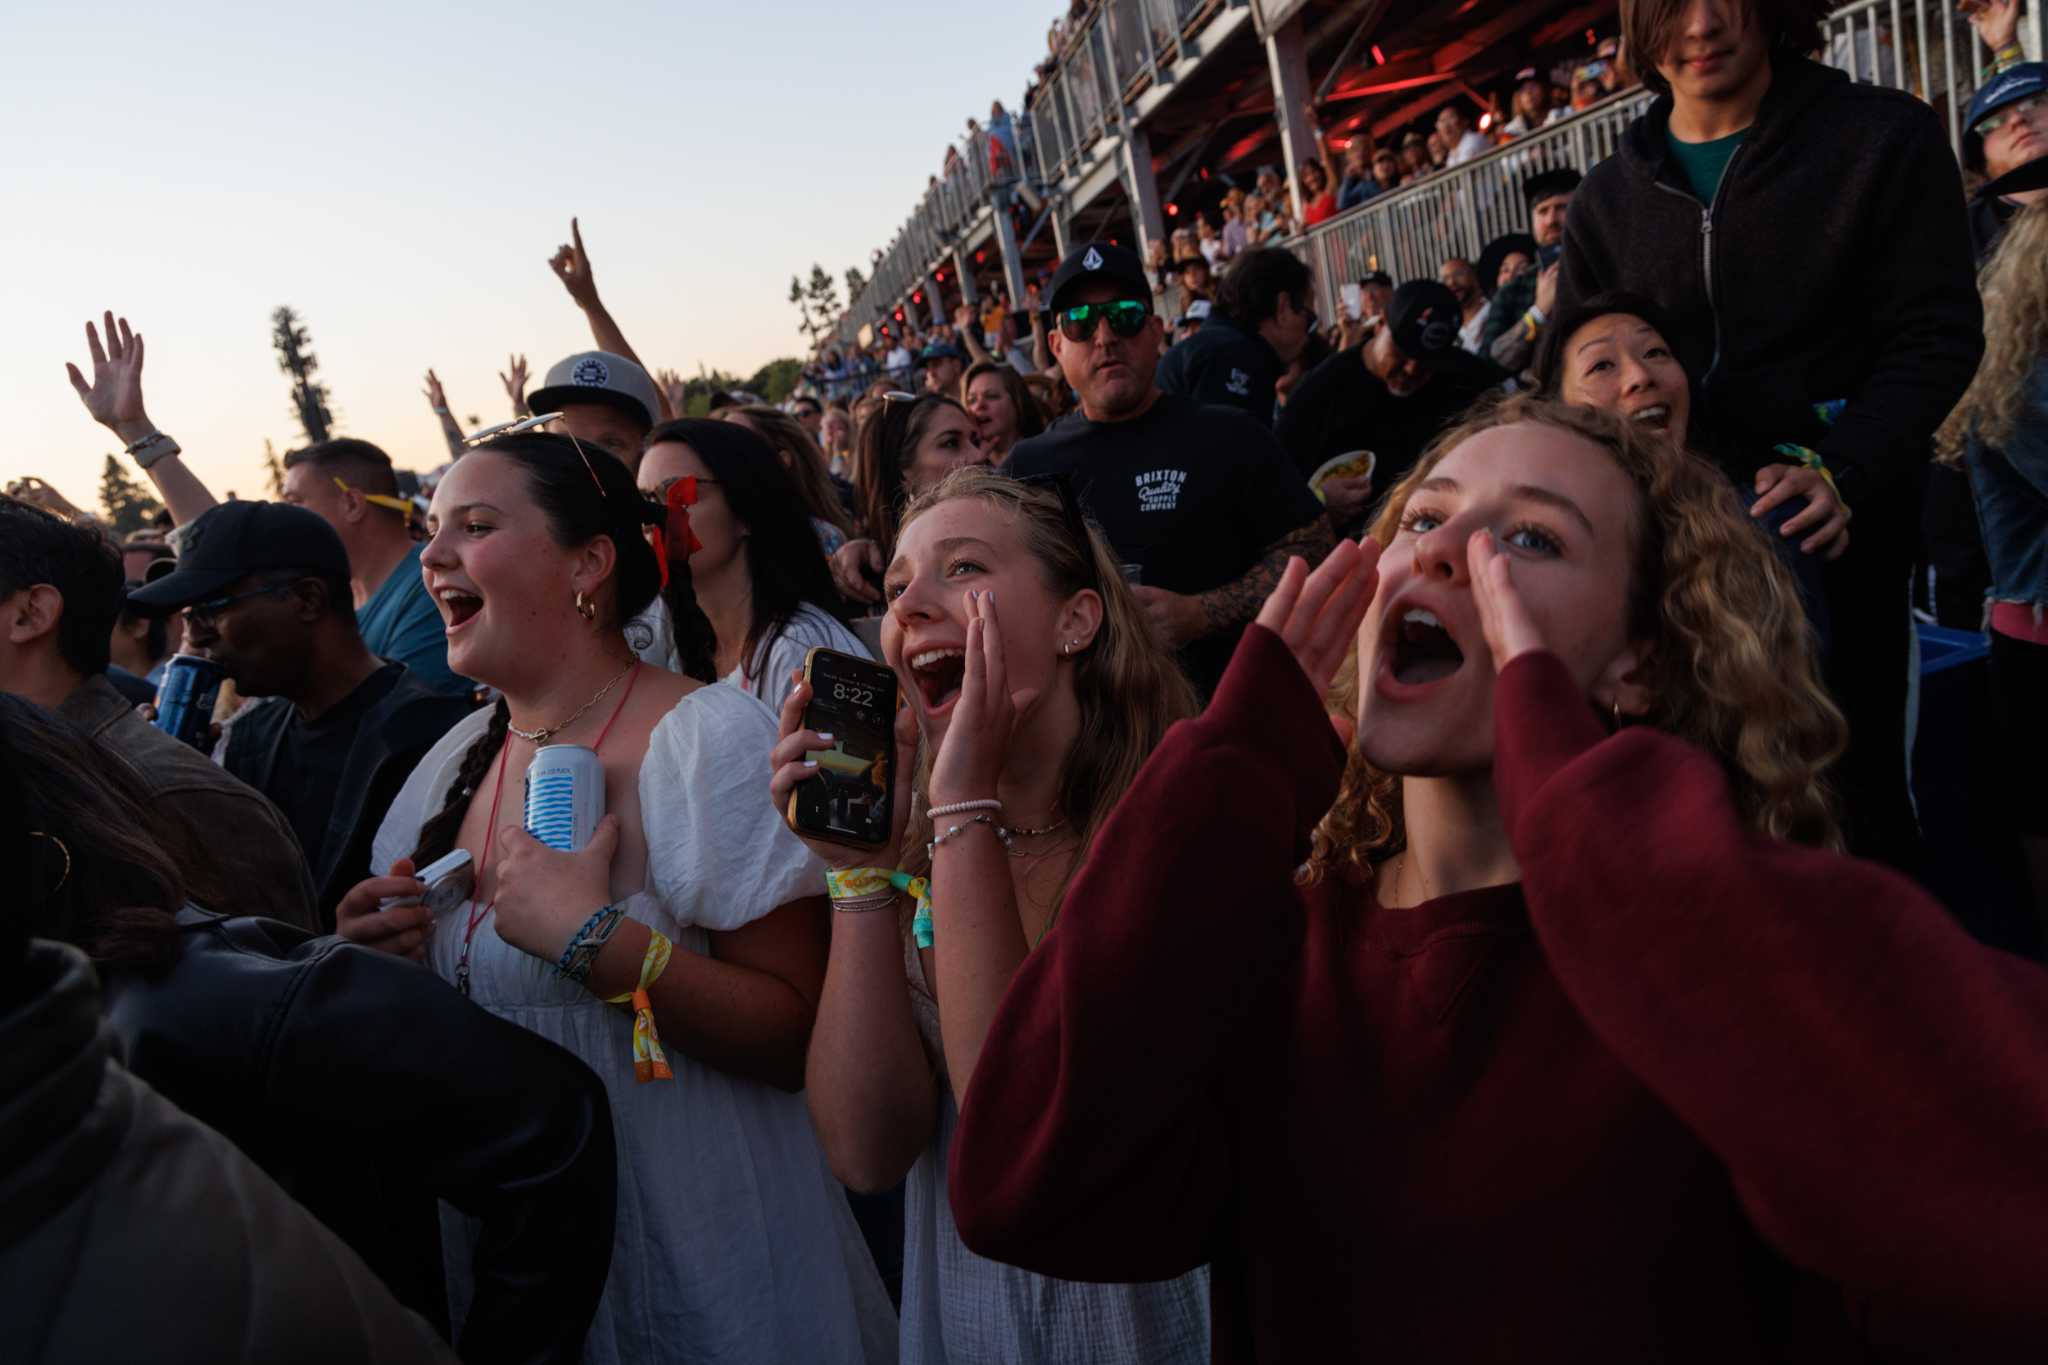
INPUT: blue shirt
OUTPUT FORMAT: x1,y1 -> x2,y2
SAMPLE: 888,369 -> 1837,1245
1337,175 -> 1380,212
356,542 -> 468,696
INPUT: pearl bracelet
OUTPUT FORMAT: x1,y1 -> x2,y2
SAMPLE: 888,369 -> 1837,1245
929,812 -> 1012,856
928,798 -> 1002,819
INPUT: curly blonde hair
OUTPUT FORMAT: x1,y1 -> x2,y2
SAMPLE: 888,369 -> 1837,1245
1306,396 -> 1845,885
1937,201 -> 2048,464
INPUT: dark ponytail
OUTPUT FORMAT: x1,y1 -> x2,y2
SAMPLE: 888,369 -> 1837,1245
407,431 -> 718,865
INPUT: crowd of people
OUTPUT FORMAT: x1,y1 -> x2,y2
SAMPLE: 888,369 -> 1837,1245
10,0 -> 2048,1361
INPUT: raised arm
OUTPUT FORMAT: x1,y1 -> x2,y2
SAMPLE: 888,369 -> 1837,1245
66,312 -> 219,526
1469,534 -> 2048,1337
953,304 -> 995,366
548,219 -> 677,422
499,353 -> 531,421
422,369 -> 466,460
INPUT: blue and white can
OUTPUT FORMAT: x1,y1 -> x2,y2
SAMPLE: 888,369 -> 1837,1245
153,653 -> 227,750
524,744 -> 606,851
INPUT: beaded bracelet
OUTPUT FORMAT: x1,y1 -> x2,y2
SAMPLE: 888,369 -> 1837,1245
928,798 -> 1002,819
556,904 -> 626,985
832,893 -> 897,915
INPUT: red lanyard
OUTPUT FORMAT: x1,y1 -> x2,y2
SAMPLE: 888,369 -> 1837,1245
457,663 -> 643,995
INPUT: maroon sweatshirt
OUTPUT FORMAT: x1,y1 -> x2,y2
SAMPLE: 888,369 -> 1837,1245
949,625 -> 2048,1362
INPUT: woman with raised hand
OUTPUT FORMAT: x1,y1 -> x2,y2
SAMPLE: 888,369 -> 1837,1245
337,431 -> 893,1365
959,362 -> 1045,465
770,469 -> 1210,1363
949,397 -> 2048,1359
637,418 -> 869,704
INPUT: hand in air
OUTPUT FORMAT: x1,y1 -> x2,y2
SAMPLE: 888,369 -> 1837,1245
654,367 -> 688,419
548,218 -> 601,309
335,857 -> 434,961
1254,534 -> 1382,697
1967,0 -> 2021,52
6,476 -> 90,521
1467,530 -> 1546,671
423,368 -> 450,411
1751,463 -> 1851,559
66,311 -> 153,438
770,668 -> 919,872
498,354 -> 529,412
492,814 -> 620,965
1534,260 -> 1560,316
928,590 -> 1042,810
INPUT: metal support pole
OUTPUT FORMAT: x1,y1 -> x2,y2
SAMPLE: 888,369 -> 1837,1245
1121,121 -> 1168,264
954,245 -> 980,309
993,188 -> 1031,306
927,273 -> 947,329
1264,14 -> 1318,211
1051,201 -> 1075,258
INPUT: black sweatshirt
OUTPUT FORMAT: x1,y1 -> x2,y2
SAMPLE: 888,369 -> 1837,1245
1558,58 -> 1983,511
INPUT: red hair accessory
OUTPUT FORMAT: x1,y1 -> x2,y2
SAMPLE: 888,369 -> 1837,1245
652,477 -> 703,589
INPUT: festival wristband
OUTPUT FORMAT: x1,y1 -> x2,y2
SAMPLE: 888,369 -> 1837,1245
826,867 -> 936,947
1773,443 -> 1845,507
604,931 -> 675,1083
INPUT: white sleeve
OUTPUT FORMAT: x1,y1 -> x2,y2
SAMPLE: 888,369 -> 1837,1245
370,705 -> 493,879
641,688 -> 826,932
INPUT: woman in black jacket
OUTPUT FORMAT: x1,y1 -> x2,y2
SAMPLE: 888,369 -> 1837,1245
4,692 -> 617,1365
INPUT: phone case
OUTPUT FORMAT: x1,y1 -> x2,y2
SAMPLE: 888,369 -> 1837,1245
787,649 -> 898,848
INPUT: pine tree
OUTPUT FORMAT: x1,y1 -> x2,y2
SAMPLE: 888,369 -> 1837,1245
263,439 -> 286,497
806,264 -> 842,336
271,306 -> 333,443
98,455 -> 163,536
789,275 -> 819,346
845,266 -> 867,301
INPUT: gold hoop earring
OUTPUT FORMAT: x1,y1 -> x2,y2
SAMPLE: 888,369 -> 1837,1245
29,831 -> 72,900
574,590 -> 596,622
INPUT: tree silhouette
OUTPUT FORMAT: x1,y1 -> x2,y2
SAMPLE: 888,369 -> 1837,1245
98,455 -> 163,536
272,306 -> 333,444
845,266 -> 867,301
807,264 -> 842,335
263,439 -> 286,497
789,275 -> 819,347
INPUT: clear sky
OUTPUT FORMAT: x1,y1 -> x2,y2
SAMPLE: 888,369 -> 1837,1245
5,1 -> 1053,511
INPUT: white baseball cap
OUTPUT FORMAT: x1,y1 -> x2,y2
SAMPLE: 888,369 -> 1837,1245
527,351 -> 660,429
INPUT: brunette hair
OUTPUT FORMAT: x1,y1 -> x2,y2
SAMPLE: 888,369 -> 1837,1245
725,405 -> 853,536
2,693 -> 184,976
0,496 -> 123,678
1305,396 -> 1843,885
1939,201 -> 2048,462
961,361 -> 1048,445
853,393 -> 971,556
643,418 -> 848,681
410,431 -> 717,867
895,469 -> 1198,919
1623,0 -> 1830,97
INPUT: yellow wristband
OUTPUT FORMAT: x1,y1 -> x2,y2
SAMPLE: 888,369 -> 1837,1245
605,930 -> 674,1083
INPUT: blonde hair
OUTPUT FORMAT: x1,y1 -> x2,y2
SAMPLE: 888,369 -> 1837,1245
895,468 -> 1198,918
1938,201 -> 2048,463
1306,396 -> 1844,885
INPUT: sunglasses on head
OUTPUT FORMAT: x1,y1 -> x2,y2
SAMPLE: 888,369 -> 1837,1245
1056,299 -> 1151,343
463,412 -> 608,499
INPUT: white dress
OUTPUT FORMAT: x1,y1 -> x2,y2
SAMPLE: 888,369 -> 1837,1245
372,687 -> 896,1365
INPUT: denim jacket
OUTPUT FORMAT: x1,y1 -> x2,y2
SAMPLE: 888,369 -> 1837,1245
1964,358 -> 2048,616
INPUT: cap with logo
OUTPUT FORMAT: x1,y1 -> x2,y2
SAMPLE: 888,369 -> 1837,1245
1965,63 -> 2048,171
1178,299 -> 1213,328
1386,280 -> 1465,371
1047,241 -> 1153,315
125,500 -> 350,613
527,350 -> 661,430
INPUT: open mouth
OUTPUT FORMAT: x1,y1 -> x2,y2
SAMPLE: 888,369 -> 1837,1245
907,646 -> 966,712
1388,606 -> 1465,687
1626,402 -> 1673,432
438,588 -> 484,632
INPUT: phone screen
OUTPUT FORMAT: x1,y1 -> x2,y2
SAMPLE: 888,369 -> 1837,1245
790,649 -> 898,847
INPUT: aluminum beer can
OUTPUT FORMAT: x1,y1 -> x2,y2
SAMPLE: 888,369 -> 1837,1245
524,744 -> 606,851
153,653 -> 227,750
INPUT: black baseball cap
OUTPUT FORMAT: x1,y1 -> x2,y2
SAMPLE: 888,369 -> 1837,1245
1386,280 -> 1465,370
126,500 -> 350,613
1523,166 -> 1582,210
1047,241 -> 1151,314
1358,270 -> 1394,289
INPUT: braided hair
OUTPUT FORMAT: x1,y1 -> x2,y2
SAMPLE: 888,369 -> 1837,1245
410,431 -> 717,866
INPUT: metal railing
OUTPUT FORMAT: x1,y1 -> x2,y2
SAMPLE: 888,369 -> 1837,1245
1290,0 -> 2035,322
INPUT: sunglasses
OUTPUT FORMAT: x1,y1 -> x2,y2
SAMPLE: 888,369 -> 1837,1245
332,475 -> 416,522
184,582 -> 294,626
1056,299 -> 1151,343
463,412 -> 609,500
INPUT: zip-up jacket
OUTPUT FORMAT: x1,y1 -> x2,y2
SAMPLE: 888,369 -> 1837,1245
1558,59 -> 1982,511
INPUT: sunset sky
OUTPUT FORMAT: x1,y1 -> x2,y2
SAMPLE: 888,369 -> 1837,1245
6,1 -> 1052,510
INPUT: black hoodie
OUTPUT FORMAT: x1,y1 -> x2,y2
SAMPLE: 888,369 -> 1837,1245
1558,58 -> 1982,510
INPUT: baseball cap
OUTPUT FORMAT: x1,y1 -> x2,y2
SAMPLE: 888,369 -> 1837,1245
126,501 -> 350,613
1358,270 -> 1394,289
1514,66 -> 1543,87
527,350 -> 660,430
1478,232 -> 1541,295
1047,240 -> 1152,314
1386,280 -> 1465,370
1965,63 -> 2048,170
1180,299 -> 1213,326
920,341 -> 968,362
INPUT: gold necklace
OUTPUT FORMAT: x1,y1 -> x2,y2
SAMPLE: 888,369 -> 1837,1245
506,659 -> 637,745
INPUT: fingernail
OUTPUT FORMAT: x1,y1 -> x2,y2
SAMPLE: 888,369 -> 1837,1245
802,759 -> 818,769
817,732 -> 834,741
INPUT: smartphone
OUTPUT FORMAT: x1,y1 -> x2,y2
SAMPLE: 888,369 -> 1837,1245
1340,282 -> 1363,320
787,648 -> 899,848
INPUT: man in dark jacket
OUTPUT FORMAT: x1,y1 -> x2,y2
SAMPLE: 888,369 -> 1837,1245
1559,0 -> 1983,866
130,500 -> 475,927
1156,247 -> 1315,426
